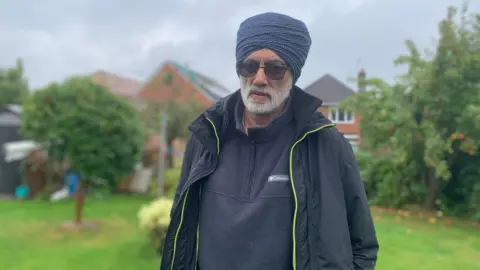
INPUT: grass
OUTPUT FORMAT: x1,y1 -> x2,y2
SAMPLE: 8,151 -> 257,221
0,196 -> 479,270
372,207 -> 480,270
0,195 -> 159,270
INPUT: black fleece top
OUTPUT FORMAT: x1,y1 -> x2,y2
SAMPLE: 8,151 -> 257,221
198,98 -> 296,270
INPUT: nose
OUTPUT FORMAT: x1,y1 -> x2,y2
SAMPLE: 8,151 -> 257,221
252,66 -> 268,86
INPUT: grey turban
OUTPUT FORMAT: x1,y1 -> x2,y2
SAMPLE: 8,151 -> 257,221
236,12 -> 312,83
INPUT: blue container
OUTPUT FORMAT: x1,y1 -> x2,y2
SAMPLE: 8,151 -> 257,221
66,172 -> 80,196
15,185 -> 29,199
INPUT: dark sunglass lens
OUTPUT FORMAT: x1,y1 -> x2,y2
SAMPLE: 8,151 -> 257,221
238,61 -> 260,77
264,63 -> 288,80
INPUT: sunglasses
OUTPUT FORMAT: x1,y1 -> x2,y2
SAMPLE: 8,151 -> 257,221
236,59 -> 290,80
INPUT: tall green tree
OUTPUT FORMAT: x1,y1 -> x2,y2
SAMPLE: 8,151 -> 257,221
0,58 -> 29,107
342,4 -> 480,217
21,76 -> 144,224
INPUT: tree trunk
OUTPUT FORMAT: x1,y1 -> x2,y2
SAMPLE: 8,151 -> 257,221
74,183 -> 87,224
166,140 -> 175,169
425,168 -> 439,211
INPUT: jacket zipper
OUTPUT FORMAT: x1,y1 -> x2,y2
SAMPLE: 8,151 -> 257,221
194,117 -> 220,270
168,166 -> 215,270
245,141 -> 256,198
289,123 -> 335,270
170,116 -> 334,270
170,117 -> 220,270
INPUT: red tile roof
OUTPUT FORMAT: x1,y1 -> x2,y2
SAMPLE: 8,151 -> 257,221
90,70 -> 142,98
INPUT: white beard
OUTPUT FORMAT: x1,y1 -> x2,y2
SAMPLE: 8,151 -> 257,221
240,77 -> 293,115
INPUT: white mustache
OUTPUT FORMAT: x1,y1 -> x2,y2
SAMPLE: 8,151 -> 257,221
247,86 -> 274,96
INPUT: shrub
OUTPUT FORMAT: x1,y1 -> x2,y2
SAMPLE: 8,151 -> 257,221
138,198 -> 174,253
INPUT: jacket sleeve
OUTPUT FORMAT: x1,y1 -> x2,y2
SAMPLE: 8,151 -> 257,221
337,136 -> 379,269
170,135 -> 196,217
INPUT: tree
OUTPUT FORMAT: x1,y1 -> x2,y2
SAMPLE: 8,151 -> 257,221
21,76 -> 144,225
140,77 -> 204,168
0,58 -> 29,107
342,4 -> 480,218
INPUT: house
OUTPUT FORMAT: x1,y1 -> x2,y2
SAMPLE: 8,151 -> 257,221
136,61 -> 232,160
137,61 -> 232,106
92,62 -> 231,162
90,62 -> 231,108
90,70 -> 143,106
304,69 -> 366,150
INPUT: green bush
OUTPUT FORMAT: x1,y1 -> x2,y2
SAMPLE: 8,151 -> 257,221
21,76 -> 144,187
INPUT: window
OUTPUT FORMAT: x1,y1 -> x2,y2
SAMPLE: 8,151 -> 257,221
328,107 -> 354,123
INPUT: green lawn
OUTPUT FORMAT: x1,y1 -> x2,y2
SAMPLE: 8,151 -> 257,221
0,195 -> 159,270
0,196 -> 478,270
372,207 -> 480,270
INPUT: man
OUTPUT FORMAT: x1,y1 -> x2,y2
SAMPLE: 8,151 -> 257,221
160,12 -> 379,270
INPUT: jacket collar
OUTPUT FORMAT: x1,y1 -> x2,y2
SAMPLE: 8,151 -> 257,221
188,85 -> 333,154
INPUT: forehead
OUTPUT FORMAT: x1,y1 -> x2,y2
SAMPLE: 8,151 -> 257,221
245,49 -> 283,62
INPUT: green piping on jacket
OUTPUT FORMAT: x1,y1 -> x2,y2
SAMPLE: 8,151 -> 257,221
289,123 -> 335,269
194,117 -> 220,270
170,116 -> 220,270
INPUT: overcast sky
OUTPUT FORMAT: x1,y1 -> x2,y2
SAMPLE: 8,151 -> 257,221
0,0 -> 478,91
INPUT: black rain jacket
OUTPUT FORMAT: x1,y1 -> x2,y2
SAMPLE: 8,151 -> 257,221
160,87 -> 379,270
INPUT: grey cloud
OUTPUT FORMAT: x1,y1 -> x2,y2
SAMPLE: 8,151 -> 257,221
0,0 -> 90,31
0,0 -> 479,91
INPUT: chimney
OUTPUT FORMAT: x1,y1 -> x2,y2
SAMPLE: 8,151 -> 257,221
357,68 -> 366,92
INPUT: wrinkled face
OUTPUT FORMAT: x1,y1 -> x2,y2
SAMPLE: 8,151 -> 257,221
237,49 -> 293,115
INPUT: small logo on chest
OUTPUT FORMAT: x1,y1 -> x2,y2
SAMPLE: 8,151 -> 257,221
268,175 -> 290,182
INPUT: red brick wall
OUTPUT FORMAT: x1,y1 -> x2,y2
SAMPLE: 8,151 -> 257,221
137,63 -> 212,107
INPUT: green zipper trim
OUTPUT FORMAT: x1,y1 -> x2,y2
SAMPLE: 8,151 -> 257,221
194,225 -> 200,270
205,117 -> 220,155
289,123 -> 335,269
194,117 -> 220,269
170,188 -> 190,270
170,117 -> 220,270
